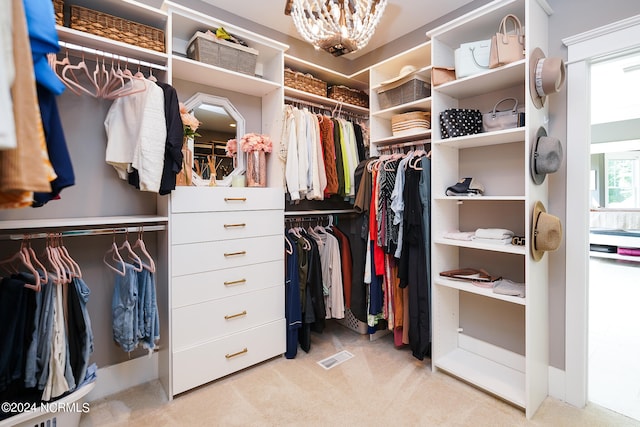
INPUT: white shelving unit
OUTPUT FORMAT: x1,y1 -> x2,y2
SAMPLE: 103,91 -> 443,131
428,0 -> 552,419
368,41 -> 432,153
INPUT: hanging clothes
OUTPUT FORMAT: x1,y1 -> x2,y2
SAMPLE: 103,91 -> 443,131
0,0 -> 55,209
128,82 -> 184,195
104,78 -> 167,193
284,235 -> 301,359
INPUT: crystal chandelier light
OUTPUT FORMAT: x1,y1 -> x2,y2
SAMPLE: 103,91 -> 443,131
289,0 -> 387,56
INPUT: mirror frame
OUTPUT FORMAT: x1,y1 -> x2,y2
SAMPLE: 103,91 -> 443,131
183,92 -> 245,186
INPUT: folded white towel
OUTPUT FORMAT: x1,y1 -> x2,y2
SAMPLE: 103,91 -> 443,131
493,279 -> 525,298
475,228 -> 515,240
443,230 -> 476,241
472,237 -> 512,245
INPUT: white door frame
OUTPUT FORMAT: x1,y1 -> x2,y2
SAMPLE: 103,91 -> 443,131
562,15 -> 640,408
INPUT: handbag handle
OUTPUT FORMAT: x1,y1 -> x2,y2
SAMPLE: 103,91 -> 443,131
491,97 -> 519,117
469,46 -> 490,69
498,14 -> 525,44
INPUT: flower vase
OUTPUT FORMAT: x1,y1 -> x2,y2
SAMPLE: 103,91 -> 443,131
246,150 -> 266,187
177,137 -> 193,186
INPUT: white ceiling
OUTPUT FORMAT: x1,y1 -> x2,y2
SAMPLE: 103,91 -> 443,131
202,0 -> 478,59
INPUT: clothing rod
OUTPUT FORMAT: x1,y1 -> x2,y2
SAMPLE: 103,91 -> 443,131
284,96 -> 368,120
378,138 -> 431,152
58,41 -> 168,71
284,209 -> 357,217
2,224 -> 166,241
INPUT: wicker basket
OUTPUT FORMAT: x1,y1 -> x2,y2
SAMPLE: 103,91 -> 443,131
187,32 -> 258,76
70,5 -> 165,52
284,68 -> 327,97
328,85 -> 369,108
376,76 -> 431,109
53,0 -> 64,26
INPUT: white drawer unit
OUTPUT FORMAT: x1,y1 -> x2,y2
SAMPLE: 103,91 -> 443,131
168,187 -> 285,396
172,260 -> 283,308
172,285 -> 285,350
172,319 -> 286,395
171,234 -> 283,276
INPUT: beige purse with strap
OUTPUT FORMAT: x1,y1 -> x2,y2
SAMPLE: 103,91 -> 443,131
489,14 -> 525,69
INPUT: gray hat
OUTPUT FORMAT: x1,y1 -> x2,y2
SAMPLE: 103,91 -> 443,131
530,127 -> 563,185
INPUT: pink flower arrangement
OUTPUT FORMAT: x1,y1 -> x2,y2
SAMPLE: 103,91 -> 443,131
179,102 -> 201,138
225,138 -> 238,156
240,133 -> 273,153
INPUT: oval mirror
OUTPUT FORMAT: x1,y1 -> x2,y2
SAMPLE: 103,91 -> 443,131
183,92 -> 245,186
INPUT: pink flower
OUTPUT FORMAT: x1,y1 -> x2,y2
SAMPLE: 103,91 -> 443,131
179,102 -> 201,137
226,138 -> 237,156
240,133 -> 273,153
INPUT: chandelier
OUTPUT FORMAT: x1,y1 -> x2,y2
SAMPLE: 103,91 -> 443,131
288,0 -> 387,56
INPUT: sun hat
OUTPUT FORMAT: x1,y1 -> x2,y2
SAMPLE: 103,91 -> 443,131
529,47 -> 566,109
531,200 -> 562,261
530,126 -> 563,185
380,64 -> 419,86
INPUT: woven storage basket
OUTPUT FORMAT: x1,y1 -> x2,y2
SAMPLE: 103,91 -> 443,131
284,68 -> 327,97
187,32 -> 258,76
70,5 -> 165,52
53,0 -> 64,26
328,85 -> 369,108
376,76 -> 430,110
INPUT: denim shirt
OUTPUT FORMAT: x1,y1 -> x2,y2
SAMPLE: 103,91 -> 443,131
112,262 -> 139,352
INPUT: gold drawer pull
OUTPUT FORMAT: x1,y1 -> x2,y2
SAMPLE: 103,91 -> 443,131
225,348 -> 248,359
224,223 -> 246,228
224,250 -> 246,257
224,278 -> 247,286
224,310 -> 247,320
224,197 -> 247,202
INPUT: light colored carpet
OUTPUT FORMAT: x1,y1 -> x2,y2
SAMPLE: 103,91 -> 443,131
80,322 -> 639,426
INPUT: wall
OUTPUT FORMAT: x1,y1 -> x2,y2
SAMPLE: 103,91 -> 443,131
545,0 -> 640,370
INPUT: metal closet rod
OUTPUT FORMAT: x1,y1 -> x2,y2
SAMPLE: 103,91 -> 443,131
284,96 -> 368,120
378,138 -> 431,152
284,209 -> 357,216
58,41 -> 168,71
2,224 -> 166,241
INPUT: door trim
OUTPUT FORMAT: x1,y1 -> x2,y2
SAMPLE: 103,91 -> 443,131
562,15 -> 640,408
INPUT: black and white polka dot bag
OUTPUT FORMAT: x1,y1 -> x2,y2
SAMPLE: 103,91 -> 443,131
439,108 -> 483,139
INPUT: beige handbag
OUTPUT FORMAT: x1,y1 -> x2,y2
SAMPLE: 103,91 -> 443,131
432,66 -> 456,86
489,14 -> 525,69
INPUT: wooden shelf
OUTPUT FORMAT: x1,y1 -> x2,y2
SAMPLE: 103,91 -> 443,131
433,60 -> 526,99
433,127 -> 525,149
171,56 -> 280,97
57,26 -> 169,64
589,252 -> 640,263
434,237 -> 526,255
371,97 -> 432,120
433,195 -> 526,201
372,131 -> 432,147
0,215 -> 168,232
434,277 -> 526,305
435,347 -> 525,408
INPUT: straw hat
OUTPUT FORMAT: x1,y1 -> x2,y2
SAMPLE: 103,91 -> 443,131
529,47 -> 566,109
531,201 -> 562,261
530,126 -> 563,185
380,64 -> 418,86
